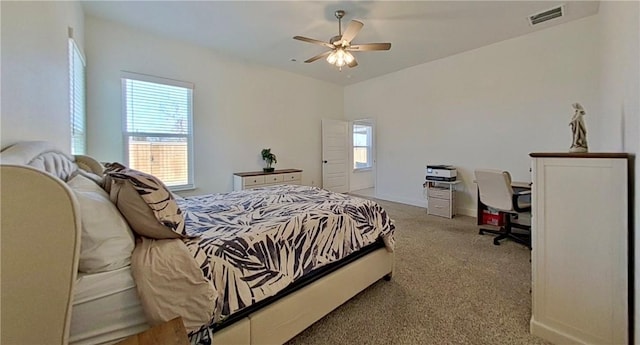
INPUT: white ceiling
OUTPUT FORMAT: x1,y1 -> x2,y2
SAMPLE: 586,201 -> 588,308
81,1 -> 599,86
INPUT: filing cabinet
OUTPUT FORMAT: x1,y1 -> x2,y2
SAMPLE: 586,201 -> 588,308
425,180 -> 460,218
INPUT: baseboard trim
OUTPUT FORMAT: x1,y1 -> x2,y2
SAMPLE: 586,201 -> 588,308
456,207 -> 476,217
374,193 -> 425,209
374,193 -> 478,219
530,318 -> 595,345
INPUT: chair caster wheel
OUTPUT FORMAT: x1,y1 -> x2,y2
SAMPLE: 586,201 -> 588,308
493,239 -> 501,246
479,229 -> 484,235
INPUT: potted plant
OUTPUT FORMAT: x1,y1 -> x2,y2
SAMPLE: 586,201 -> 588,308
261,148 -> 277,172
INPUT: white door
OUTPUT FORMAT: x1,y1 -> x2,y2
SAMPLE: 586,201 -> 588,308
322,119 -> 349,192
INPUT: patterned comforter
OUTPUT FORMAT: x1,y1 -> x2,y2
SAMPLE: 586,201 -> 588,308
177,184 -> 395,329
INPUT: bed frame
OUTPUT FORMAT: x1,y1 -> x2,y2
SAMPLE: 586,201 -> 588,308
0,141 -> 394,345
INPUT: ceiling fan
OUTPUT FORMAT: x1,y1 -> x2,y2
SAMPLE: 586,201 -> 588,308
293,10 -> 391,70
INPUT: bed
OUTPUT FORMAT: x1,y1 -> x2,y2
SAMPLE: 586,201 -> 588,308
0,141 -> 395,345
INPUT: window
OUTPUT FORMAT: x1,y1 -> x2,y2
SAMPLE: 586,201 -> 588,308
69,39 -> 86,155
121,72 -> 194,190
353,122 -> 373,170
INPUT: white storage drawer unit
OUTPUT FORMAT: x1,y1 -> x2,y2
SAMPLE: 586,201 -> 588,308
428,197 -> 453,218
425,180 -> 460,219
233,169 -> 303,191
427,187 -> 450,199
529,152 -> 630,345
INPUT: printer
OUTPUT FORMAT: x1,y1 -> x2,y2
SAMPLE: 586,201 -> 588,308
426,165 -> 457,182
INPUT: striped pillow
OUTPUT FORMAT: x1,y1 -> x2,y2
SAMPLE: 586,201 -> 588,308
106,167 -> 188,239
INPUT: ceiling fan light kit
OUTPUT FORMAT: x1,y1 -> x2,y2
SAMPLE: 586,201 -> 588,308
293,10 -> 391,71
326,49 -> 354,67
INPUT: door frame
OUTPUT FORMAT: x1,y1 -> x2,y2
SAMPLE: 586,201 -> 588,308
350,118 -> 376,195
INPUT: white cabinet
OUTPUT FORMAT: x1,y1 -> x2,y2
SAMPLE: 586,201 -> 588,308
530,153 -> 629,345
233,169 -> 303,191
425,180 -> 460,218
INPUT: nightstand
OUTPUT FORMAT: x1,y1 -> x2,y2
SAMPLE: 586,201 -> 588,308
115,317 -> 189,345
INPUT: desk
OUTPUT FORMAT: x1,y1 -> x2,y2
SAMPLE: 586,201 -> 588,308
510,181 -> 532,189
425,180 -> 461,218
476,180 -> 531,226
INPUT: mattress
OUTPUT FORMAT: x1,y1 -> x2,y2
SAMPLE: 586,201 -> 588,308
69,266 -> 149,345
176,185 -> 395,342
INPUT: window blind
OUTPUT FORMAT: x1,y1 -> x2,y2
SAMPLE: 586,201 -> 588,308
69,39 -> 86,155
122,73 -> 194,189
353,123 -> 373,170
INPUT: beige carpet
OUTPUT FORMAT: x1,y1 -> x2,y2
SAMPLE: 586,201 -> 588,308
286,199 -> 549,345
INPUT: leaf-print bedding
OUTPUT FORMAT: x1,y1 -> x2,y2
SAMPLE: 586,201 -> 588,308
177,184 -> 395,336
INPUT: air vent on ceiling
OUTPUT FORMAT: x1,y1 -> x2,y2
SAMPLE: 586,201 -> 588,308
528,5 -> 564,26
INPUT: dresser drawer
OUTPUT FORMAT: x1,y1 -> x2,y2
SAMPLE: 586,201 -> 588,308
234,170 -> 303,191
428,197 -> 453,218
282,172 -> 302,183
265,174 -> 284,184
427,187 -> 450,199
243,175 -> 265,187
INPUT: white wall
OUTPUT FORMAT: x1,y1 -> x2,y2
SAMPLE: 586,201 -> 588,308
596,1 -> 640,340
598,2 -> 640,153
1,1 -> 638,338
1,1 -> 84,151
344,15 -> 601,214
85,16 -> 343,195
350,166 -> 375,191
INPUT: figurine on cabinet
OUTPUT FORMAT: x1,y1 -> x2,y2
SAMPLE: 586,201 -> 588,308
569,103 -> 588,153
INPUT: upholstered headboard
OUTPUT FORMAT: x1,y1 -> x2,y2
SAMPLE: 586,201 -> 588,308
0,141 -> 103,345
0,141 -> 104,178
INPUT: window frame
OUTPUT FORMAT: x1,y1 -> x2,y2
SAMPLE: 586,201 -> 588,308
69,38 -> 86,155
121,71 -> 195,191
352,121 -> 373,172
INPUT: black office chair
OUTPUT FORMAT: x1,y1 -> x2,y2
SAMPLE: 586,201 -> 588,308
475,169 -> 531,248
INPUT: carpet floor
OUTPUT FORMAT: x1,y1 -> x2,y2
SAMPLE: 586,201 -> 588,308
286,198 -> 549,345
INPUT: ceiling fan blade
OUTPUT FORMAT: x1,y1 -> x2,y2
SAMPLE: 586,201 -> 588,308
348,43 -> 392,51
304,50 -> 332,63
348,58 -> 358,68
340,20 -> 364,44
293,36 -> 334,49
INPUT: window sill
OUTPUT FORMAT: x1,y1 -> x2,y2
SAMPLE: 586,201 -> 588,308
353,168 -> 373,173
169,184 -> 195,192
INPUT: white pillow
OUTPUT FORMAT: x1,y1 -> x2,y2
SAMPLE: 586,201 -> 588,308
68,174 -> 135,273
